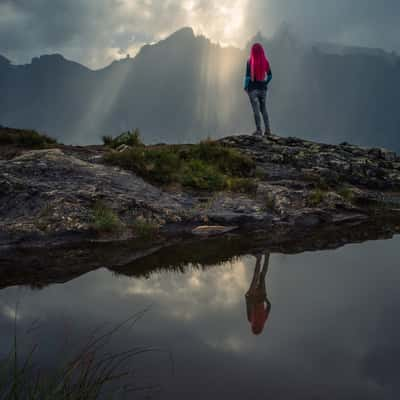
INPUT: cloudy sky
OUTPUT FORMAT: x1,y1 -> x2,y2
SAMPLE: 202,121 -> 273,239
0,0 -> 399,69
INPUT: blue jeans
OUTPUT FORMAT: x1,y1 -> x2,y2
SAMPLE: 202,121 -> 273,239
248,89 -> 270,132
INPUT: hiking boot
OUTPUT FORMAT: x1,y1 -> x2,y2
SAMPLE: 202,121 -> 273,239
252,130 -> 262,137
264,129 -> 272,136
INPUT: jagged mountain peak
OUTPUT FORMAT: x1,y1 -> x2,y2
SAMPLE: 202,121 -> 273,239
166,26 -> 195,40
1,25 -> 399,151
31,53 -> 66,64
29,53 -> 91,73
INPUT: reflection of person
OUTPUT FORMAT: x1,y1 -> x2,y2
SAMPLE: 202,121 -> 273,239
245,252 -> 271,335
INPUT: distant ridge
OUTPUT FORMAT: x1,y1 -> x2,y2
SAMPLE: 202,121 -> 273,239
0,26 -> 399,150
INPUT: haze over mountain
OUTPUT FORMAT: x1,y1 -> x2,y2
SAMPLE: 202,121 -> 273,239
1,26 -> 399,150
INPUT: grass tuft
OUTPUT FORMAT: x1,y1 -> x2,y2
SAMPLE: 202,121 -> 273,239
104,136 -> 256,193
91,201 -> 123,233
102,129 -> 143,148
0,127 -> 57,148
337,186 -> 354,202
307,189 -> 327,207
181,160 -> 225,191
0,308 -> 164,400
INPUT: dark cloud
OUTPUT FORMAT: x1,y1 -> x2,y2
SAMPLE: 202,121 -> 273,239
0,0 -> 399,68
253,0 -> 400,51
0,0 -> 114,66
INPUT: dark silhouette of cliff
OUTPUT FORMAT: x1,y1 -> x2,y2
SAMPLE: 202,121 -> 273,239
1,27 -> 399,149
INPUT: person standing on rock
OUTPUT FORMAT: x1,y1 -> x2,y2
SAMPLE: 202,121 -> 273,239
244,43 -> 272,136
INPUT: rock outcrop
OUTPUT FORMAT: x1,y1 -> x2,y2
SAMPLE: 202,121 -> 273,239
1,134 -> 400,249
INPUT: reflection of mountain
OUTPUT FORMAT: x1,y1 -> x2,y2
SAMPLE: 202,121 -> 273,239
1,26 -> 400,148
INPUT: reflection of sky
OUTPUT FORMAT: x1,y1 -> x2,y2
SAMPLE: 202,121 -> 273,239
1,237 -> 400,399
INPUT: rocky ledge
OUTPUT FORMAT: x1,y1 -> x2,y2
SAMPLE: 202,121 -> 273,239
1,133 -> 400,249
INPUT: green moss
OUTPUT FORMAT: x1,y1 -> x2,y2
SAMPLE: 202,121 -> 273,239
337,186 -> 354,202
105,146 -> 181,184
307,188 -> 327,207
181,160 -> 226,191
105,146 -> 146,172
91,201 -> 123,233
104,136 -> 256,193
102,128 -> 143,148
187,140 -> 255,177
142,148 -> 181,184
0,127 -> 57,148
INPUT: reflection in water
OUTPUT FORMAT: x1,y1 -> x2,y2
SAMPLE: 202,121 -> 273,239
1,236 -> 400,399
246,253 -> 271,335
2,220 -> 400,290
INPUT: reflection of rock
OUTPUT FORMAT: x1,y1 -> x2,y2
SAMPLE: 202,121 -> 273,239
1,133 -> 400,249
1,218 -> 399,290
192,225 -> 238,236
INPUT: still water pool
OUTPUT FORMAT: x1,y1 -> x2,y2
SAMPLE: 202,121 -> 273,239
1,236 -> 399,399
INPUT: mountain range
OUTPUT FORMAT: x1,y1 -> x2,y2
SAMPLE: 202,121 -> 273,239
1,26 -> 400,150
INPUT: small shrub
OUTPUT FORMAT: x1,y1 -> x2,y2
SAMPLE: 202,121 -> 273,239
102,129 -> 143,148
218,147 -> 255,177
105,147 -> 147,172
106,147 -> 180,184
0,128 -> 57,148
101,135 -> 113,146
143,148 -> 181,184
92,201 -> 123,233
181,159 -> 226,191
104,135 -> 256,192
189,141 -> 255,177
307,189 -> 326,207
19,131 -> 56,147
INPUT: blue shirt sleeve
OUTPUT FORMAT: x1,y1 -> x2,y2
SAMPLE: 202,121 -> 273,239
266,69 -> 272,85
244,61 -> 251,90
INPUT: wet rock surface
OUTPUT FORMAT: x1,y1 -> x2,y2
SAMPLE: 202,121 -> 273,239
1,134 -> 400,249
